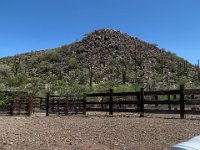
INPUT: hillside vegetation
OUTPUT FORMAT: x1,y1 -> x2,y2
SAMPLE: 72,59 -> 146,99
0,29 -> 200,96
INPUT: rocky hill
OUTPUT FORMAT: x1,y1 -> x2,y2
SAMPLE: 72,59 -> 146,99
0,29 -> 199,95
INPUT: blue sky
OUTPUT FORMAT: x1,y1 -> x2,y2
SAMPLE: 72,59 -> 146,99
0,0 -> 200,65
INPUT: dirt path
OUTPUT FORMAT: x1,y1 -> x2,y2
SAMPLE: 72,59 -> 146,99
1,113 -> 200,150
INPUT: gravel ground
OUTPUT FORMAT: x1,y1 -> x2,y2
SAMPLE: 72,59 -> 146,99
1,113 -> 200,150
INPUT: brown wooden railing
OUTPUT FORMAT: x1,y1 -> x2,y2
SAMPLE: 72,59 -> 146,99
86,85 -> 200,119
1,85 -> 200,119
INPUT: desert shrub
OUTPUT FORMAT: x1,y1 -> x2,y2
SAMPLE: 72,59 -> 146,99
113,83 -> 140,93
78,69 -> 88,84
0,64 -> 11,79
168,62 -> 176,73
0,92 -> 13,107
68,58 -> 78,69
24,77 -> 45,95
6,74 -> 28,88
76,46 -> 87,54
50,51 -> 62,62
136,57 -> 144,67
39,61 -> 52,73
79,53 -> 86,60
67,82 -> 89,98
92,81 -> 115,93
93,72 -> 103,83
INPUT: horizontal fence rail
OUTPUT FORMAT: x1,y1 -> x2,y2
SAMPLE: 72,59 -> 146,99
85,85 -> 200,119
1,85 -> 200,118
0,91 -> 32,116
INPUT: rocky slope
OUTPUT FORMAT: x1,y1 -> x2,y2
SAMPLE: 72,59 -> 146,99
0,29 -> 199,93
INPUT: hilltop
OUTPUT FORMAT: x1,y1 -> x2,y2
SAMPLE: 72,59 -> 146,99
0,29 -> 199,95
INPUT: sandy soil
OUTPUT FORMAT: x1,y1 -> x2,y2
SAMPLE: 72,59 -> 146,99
0,113 -> 200,150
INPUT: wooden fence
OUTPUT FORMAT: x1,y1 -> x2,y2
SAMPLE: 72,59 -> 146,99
0,91 -> 32,116
86,85 -> 200,119
45,93 -> 86,116
1,85 -> 200,119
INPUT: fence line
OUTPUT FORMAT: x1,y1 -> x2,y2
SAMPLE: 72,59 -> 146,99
86,85 -> 200,119
1,85 -> 200,119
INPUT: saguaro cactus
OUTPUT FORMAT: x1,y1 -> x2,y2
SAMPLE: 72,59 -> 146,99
122,65 -> 127,84
183,60 -> 188,73
12,57 -> 21,76
89,63 -> 93,88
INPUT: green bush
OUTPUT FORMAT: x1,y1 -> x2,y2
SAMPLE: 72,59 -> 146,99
68,58 -> 78,69
6,74 -> 28,88
0,64 -> 11,79
0,92 -> 13,107
113,83 -> 140,93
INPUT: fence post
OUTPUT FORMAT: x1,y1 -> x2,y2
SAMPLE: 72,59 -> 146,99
83,94 -> 87,115
46,92 -> 50,116
191,94 -> 195,99
173,95 -> 177,100
140,88 -> 144,117
168,94 -> 171,110
57,98 -> 60,114
101,99 -> 104,110
64,96 -> 68,115
109,89 -> 113,116
136,93 -> 140,110
27,93 -> 33,116
52,98 -> 55,113
180,85 -> 185,119
40,98 -> 42,110
19,98 -> 21,114
10,100 -> 15,116
155,95 -> 158,107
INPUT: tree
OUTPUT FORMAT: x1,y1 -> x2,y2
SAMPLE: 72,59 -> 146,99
6,74 -> 28,89
0,64 -> 11,79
